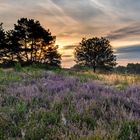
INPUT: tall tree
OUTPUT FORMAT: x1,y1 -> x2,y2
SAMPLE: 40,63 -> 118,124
45,45 -> 61,67
6,30 -> 23,63
13,18 -> 56,64
0,23 -> 6,62
0,23 -> 5,46
0,18 -> 61,67
3,18 -> 61,67
75,37 -> 116,72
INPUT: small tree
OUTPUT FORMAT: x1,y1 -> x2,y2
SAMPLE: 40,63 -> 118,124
13,18 -> 55,64
45,45 -> 61,67
75,37 -> 116,72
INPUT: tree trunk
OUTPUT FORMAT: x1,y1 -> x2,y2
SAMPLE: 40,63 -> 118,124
93,66 -> 96,73
25,38 -> 29,61
92,62 -> 96,73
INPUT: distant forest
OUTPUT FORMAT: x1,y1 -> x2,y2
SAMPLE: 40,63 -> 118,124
116,63 -> 140,74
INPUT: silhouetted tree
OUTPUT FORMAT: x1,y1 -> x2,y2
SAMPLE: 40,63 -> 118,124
12,18 -> 56,64
75,37 -> 116,72
115,63 -> 140,74
5,30 -> 23,63
127,63 -> 140,74
115,65 -> 126,73
0,23 -> 5,46
0,23 -> 6,62
45,45 -> 61,67
0,18 -> 61,67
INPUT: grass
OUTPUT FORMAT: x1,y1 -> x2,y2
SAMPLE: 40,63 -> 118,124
53,68 -> 140,89
0,66 -> 140,139
0,66 -> 46,85
1,65 -> 139,86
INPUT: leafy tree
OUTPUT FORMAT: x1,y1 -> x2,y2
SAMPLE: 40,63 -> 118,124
127,63 -> 140,74
5,30 -> 23,63
0,18 -> 61,67
115,65 -> 126,73
115,63 -> 140,74
44,45 -> 61,67
0,23 -> 6,62
75,37 -> 116,72
13,18 -> 56,64
0,23 -> 5,46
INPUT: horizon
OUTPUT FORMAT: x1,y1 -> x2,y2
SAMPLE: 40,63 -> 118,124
1,0 -> 140,68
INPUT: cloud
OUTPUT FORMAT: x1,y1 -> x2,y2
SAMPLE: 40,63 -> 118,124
115,44 -> 140,63
1,0 -> 140,67
107,22 -> 140,40
51,0 -> 104,22
116,44 -> 140,53
62,55 -> 73,58
63,45 -> 78,50
1,0 -> 140,41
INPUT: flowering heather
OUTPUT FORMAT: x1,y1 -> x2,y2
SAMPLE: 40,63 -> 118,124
0,71 -> 140,140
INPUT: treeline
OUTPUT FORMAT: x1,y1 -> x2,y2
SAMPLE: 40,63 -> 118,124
1,17 -> 139,73
0,17 -> 117,71
0,18 -> 61,68
116,63 -> 140,74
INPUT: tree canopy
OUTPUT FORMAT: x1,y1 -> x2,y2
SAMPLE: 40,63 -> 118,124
0,23 -> 6,62
74,37 -> 116,72
0,18 -> 61,67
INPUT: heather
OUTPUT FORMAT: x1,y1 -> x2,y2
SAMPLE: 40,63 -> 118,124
0,67 -> 140,140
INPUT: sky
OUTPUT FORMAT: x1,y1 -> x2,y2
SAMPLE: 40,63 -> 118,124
0,0 -> 140,67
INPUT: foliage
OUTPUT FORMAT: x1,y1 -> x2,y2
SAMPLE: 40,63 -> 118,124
115,63 -> 140,74
0,23 -> 6,62
45,45 -> 61,67
127,63 -> 140,74
75,37 -> 116,72
0,18 -> 61,67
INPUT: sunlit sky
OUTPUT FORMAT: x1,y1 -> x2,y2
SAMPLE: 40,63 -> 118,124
1,0 -> 140,67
